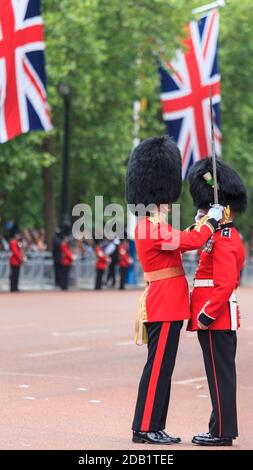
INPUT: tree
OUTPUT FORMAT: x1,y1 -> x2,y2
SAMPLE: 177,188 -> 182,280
0,0 -> 193,239
219,0 -> 253,246
0,0 -> 252,245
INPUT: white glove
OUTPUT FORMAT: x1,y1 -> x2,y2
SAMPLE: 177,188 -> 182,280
195,209 -> 207,223
207,204 -> 224,222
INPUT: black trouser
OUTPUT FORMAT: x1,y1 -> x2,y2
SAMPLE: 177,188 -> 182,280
107,262 -> 116,287
95,269 -> 104,290
54,261 -> 61,287
119,266 -> 127,290
10,265 -> 20,292
198,330 -> 238,438
61,265 -> 70,291
132,321 -> 183,432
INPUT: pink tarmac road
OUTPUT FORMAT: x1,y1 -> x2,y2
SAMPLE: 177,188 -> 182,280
0,288 -> 252,450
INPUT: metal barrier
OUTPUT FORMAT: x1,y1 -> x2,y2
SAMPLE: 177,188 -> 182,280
1,251 -> 253,290
0,251 -> 97,291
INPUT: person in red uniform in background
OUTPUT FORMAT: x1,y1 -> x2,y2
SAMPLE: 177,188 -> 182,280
60,233 -> 73,290
94,241 -> 109,290
118,239 -> 132,290
125,136 -> 224,445
188,157 -> 247,447
9,229 -> 24,292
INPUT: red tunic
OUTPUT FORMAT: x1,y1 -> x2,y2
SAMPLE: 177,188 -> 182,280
135,216 -> 218,323
188,223 -> 245,331
9,239 -> 24,266
95,247 -> 108,270
118,243 -> 131,268
60,242 -> 73,266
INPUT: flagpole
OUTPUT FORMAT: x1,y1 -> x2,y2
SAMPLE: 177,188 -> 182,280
192,0 -> 225,15
59,84 -> 71,230
209,89 -> 219,205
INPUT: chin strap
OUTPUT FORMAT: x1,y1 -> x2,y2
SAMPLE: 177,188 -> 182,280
223,205 -> 231,223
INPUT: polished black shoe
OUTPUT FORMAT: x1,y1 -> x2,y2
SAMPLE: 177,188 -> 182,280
158,431 -> 181,443
192,432 -> 232,446
132,430 -> 181,445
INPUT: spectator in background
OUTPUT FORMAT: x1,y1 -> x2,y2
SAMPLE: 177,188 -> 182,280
94,240 -> 109,290
9,229 -> 25,292
30,229 -> 46,251
52,228 -> 62,287
21,228 -> 32,251
60,233 -> 73,290
72,239 -> 86,258
0,232 -> 9,251
83,237 -> 95,255
118,239 -> 132,290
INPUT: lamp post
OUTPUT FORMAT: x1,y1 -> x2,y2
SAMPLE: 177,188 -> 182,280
59,84 -> 71,231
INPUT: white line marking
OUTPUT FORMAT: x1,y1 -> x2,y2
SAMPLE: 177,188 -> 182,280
197,394 -> 208,398
0,323 -> 38,330
77,387 -> 88,392
25,347 -> 89,357
23,396 -> 35,400
52,328 -> 109,337
0,371 -> 84,380
115,340 -> 134,346
173,376 -> 207,385
18,384 -> 29,388
89,400 -> 100,403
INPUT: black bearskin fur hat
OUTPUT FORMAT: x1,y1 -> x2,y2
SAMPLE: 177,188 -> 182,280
126,136 -> 182,212
188,157 -> 247,213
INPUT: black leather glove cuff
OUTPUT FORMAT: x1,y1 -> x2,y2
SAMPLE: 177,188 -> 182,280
198,312 -> 214,326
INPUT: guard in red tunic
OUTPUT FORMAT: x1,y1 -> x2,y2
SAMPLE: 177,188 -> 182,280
188,157 -> 247,446
60,234 -> 73,290
118,240 -> 131,290
125,136 -> 223,445
9,230 -> 24,292
94,242 -> 109,290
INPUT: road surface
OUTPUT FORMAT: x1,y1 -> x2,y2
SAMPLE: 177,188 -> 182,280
0,288 -> 252,450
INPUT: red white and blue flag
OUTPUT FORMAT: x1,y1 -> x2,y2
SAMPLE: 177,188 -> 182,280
0,0 -> 52,143
159,10 -> 221,179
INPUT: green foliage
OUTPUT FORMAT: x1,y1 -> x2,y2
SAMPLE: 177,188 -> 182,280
0,0 -> 192,228
219,0 -> 253,239
0,0 -> 252,240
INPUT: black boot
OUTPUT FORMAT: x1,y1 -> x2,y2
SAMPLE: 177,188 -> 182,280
133,430 -> 181,445
192,432 -> 233,446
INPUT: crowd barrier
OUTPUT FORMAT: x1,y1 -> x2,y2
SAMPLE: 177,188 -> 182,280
0,251 -> 253,291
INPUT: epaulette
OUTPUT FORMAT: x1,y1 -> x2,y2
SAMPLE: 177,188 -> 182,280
194,215 -> 216,233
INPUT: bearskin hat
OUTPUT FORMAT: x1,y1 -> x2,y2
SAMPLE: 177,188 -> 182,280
8,223 -> 20,239
126,136 -> 182,213
188,157 -> 247,213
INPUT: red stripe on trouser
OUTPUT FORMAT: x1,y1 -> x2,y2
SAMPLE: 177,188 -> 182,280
209,330 -> 222,436
141,323 -> 170,431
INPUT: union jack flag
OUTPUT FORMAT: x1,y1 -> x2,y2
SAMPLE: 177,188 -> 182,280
0,0 -> 52,143
159,10 -> 221,179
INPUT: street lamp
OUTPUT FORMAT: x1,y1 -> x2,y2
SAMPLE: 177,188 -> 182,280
59,83 -> 71,231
